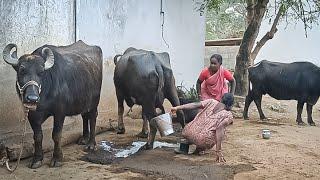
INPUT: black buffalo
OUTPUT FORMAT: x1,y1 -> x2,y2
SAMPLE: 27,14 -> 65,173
176,87 -> 200,123
113,47 -> 185,149
243,60 -> 320,125
2,40 -> 103,168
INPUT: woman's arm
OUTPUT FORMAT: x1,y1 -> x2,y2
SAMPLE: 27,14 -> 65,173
229,78 -> 236,95
171,102 -> 202,114
224,69 -> 236,95
215,117 -> 233,162
215,126 -> 226,162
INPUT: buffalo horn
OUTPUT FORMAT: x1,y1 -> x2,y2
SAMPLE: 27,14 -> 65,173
3,44 -> 18,66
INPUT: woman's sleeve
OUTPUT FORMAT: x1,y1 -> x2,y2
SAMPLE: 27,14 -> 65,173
217,112 -> 233,129
198,68 -> 208,81
224,69 -> 234,81
200,99 -> 216,108
226,112 -> 234,125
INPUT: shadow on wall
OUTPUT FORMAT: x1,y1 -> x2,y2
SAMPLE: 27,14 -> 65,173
0,67 -> 25,132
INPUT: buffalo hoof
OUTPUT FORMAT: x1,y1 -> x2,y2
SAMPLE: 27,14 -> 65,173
29,160 -> 42,169
85,143 -> 97,151
77,136 -> 89,145
260,117 -> 268,121
260,117 -> 270,121
297,121 -> 305,126
309,122 -> 316,126
136,131 -> 148,138
117,127 -> 125,134
49,158 -> 63,168
143,143 -> 153,150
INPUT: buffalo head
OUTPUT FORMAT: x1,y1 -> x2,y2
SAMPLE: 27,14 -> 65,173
2,44 -> 55,110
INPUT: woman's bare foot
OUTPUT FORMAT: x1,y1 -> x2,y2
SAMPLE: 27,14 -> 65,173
215,150 -> 226,163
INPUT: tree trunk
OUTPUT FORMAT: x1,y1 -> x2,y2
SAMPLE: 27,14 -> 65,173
246,0 -> 255,27
234,0 -> 269,96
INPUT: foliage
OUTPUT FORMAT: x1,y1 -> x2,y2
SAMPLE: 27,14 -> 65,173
205,1 -> 246,39
203,0 -> 320,37
267,0 -> 319,36
177,83 -> 199,102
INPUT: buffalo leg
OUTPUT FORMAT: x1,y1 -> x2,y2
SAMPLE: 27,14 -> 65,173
148,117 -> 158,149
166,81 -> 185,127
78,113 -> 90,145
243,92 -> 254,120
253,94 -> 266,120
28,112 -> 45,169
86,108 -> 98,150
296,102 -> 304,125
306,103 -> 315,126
137,114 -> 148,138
142,102 -> 157,149
115,88 -> 125,134
50,114 -> 65,167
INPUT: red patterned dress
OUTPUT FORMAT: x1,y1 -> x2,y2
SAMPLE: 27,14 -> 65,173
182,99 -> 233,150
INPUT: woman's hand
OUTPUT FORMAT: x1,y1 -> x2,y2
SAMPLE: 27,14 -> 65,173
171,107 -> 178,115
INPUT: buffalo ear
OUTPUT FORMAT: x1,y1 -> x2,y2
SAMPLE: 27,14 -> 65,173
12,65 -> 19,72
42,47 -> 54,70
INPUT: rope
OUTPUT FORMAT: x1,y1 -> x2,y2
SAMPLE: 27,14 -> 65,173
2,108 -> 29,173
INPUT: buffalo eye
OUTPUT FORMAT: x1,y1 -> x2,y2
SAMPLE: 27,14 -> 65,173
19,66 -> 26,75
38,67 -> 45,76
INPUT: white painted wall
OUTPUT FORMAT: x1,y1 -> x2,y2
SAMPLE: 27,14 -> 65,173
0,0 -> 75,132
256,19 -> 320,66
0,0 -> 75,57
0,0 -> 76,158
0,0 -> 205,157
76,0 -> 206,87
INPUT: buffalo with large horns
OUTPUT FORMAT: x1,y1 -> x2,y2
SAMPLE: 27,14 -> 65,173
2,40 -> 103,168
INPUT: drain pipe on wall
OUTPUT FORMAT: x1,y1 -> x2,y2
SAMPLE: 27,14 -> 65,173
74,0 -> 77,42
160,0 -> 169,48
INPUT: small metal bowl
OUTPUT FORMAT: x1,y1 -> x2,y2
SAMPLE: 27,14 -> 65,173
262,129 -> 271,139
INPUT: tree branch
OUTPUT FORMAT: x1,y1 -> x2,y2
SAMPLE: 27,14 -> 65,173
251,4 -> 283,61
246,0 -> 269,62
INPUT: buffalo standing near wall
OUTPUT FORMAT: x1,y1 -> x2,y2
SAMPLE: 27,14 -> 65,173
113,47 -> 185,149
2,40 -> 103,168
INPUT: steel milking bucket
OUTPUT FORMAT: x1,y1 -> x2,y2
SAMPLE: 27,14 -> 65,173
153,113 -> 174,137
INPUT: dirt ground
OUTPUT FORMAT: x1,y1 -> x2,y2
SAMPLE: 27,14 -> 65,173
1,95 -> 320,180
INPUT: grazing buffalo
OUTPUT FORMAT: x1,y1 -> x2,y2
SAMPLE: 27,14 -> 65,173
113,47 -> 185,149
243,60 -> 320,125
2,40 -> 103,168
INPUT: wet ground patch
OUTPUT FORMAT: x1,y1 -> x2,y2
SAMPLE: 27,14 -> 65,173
115,148 -> 256,180
81,140 -> 178,165
81,147 -> 119,165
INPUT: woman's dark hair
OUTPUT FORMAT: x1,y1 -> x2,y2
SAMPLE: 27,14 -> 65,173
210,54 -> 223,65
221,93 -> 234,111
